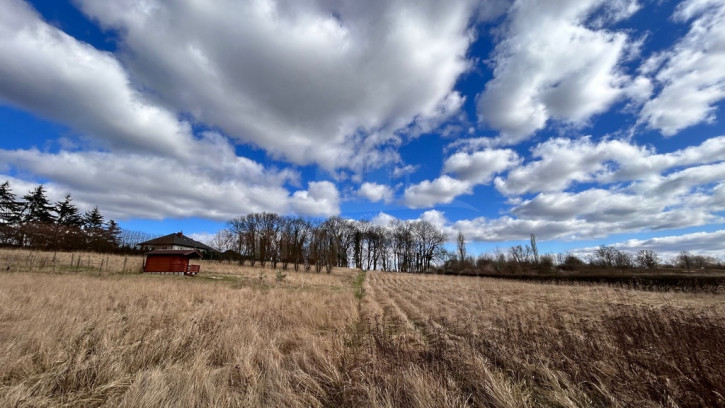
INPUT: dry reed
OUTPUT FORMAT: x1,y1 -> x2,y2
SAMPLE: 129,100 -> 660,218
1,250 -> 723,407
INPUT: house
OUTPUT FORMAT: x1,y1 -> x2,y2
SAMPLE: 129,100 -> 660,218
138,232 -> 218,254
143,249 -> 202,275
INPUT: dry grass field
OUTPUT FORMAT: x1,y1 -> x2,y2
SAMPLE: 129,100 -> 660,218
1,248 -> 724,407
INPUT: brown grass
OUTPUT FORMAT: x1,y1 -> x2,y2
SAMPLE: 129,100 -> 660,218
351,273 -> 725,407
1,249 -> 723,407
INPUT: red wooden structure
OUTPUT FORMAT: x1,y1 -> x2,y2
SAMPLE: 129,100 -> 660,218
143,249 -> 202,275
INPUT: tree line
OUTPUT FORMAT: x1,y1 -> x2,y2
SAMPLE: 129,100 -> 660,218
4,178 -> 719,271
442,233 -> 722,275
212,213 -> 448,273
0,180 -> 153,253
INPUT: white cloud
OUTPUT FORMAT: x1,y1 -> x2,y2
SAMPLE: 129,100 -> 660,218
0,0 -> 194,158
403,175 -> 472,208
476,0 -> 639,143
0,1 -> 352,221
497,158 -> 725,240
639,0 -> 725,135
358,182 -> 394,203
0,134 -> 342,220
74,0 -> 477,171
188,232 -> 216,246
496,135 -> 725,196
290,181 -> 340,217
510,188 -> 719,230
476,0 -> 512,22
442,148 -> 520,183
403,147 -> 519,208
392,164 -> 419,178
419,210 -> 448,230
371,212 -> 397,227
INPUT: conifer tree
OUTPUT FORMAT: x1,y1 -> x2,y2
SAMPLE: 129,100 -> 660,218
0,181 -> 22,245
56,194 -> 83,227
105,219 -> 121,250
22,185 -> 56,224
83,206 -> 106,250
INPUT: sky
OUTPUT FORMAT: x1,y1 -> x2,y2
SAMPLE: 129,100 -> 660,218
1,0 -> 724,261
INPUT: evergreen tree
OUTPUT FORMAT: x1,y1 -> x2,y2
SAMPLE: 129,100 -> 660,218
83,206 -> 106,250
0,181 -> 23,245
18,185 -> 57,249
56,194 -> 83,227
22,185 -> 56,224
55,194 -> 85,250
105,219 -> 121,250
83,206 -> 105,230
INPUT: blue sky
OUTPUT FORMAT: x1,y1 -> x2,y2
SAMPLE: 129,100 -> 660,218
1,0 -> 724,260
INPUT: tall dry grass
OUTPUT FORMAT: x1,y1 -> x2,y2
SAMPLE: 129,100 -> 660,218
1,250 -> 724,407
0,248 -> 144,274
346,272 -> 725,407
0,271 -> 359,407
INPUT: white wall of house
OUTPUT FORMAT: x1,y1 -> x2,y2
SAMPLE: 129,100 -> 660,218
148,244 -> 196,250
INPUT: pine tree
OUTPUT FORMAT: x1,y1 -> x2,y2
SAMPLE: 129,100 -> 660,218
83,206 -> 105,250
22,185 -> 56,224
0,181 -> 23,245
83,206 -> 104,230
56,194 -> 83,227
54,194 -> 85,250
105,219 -> 121,251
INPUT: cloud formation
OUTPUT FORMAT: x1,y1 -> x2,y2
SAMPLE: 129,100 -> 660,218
476,0 -> 639,143
0,0 -> 194,158
639,0 -> 725,135
358,182 -> 394,203
74,0 -> 477,171
495,136 -> 725,196
403,148 -> 519,207
0,134 -> 341,220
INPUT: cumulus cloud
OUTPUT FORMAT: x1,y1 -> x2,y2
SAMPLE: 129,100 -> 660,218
0,135 -> 341,220
481,134 -> 725,239
403,176 -> 471,208
490,156 -> 724,242
371,212 -> 397,227
442,149 -> 520,183
0,0 -> 194,158
510,187 -> 719,230
639,0 -> 725,135
74,0 -> 476,171
358,182 -> 394,203
476,0 -> 639,143
290,181 -> 341,217
403,148 -> 519,208
496,135 -> 725,196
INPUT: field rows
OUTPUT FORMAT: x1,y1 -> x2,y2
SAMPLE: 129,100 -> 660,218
355,272 -> 725,407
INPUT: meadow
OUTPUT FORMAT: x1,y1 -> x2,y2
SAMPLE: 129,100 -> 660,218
1,248 -> 723,407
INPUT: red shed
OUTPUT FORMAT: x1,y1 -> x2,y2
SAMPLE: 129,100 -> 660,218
143,249 -> 202,275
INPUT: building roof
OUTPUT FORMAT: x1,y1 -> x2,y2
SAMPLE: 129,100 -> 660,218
138,232 -> 218,252
144,249 -> 202,258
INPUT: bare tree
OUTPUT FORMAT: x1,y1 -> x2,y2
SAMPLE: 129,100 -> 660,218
530,234 -> 539,264
210,229 -> 235,252
676,251 -> 693,271
411,220 -> 446,272
456,231 -> 466,263
635,249 -> 659,270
